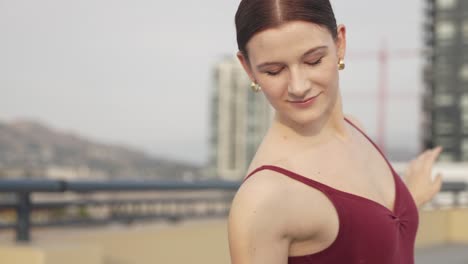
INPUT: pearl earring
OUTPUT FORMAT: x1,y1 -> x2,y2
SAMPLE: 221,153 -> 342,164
250,82 -> 262,93
338,59 -> 345,70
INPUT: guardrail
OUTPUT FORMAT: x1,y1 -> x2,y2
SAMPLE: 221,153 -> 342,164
0,179 -> 239,242
0,179 -> 466,242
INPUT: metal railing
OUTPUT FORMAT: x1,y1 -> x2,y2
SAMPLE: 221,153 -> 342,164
0,179 -> 466,242
0,179 -> 239,242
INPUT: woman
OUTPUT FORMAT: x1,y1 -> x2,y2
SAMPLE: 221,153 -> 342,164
227,0 -> 443,263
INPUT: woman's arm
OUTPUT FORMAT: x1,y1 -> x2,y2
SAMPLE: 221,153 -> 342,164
403,146 -> 443,208
228,174 -> 291,264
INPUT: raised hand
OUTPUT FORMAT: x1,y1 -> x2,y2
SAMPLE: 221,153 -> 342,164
403,146 -> 444,208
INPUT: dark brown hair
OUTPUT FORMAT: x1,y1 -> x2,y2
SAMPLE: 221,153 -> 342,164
235,0 -> 338,58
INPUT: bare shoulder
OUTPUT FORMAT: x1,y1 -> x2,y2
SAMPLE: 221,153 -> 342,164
229,170 -> 292,238
344,114 -> 366,131
228,169 -> 331,263
228,170 -> 291,263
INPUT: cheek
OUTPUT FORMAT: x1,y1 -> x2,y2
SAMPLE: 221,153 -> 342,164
310,63 -> 339,91
258,77 -> 288,99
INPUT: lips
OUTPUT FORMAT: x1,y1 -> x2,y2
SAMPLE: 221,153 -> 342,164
289,93 -> 321,104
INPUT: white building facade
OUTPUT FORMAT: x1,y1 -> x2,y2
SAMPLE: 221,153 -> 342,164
210,57 -> 273,181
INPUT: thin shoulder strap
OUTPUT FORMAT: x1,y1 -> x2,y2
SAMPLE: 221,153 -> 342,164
242,117 -> 396,192
244,166 -> 267,182
243,165 -> 336,193
343,117 -> 396,175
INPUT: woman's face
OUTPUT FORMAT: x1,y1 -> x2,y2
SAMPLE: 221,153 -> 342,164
238,21 -> 346,126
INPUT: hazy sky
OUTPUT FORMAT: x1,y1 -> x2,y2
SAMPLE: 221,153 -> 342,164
1,1 -> 424,164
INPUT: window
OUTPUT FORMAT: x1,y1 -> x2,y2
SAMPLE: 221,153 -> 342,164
461,94 -> 468,108
435,61 -> 451,75
461,95 -> 468,133
435,55 -> 454,80
438,152 -> 455,162
462,139 -> 468,161
463,20 -> 468,43
435,122 -> 455,135
462,106 -> 468,134
436,0 -> 457,9
460,64 -> 468,82
463,108 -> 468,122
435,84 -> 450,93
462,139 -> 468,152
436,21 -> 456,41
434,94 -> 454,107
435,110 -> 453,123
463,152 -> 468,161
435,136 -> 456,148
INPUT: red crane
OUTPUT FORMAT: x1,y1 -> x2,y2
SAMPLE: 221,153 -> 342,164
348,41 -> 420,154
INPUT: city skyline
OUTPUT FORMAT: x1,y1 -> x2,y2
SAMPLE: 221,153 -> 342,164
1,0 -> 424,165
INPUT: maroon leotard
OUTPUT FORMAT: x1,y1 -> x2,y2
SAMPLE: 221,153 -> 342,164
242,117 -> 419,264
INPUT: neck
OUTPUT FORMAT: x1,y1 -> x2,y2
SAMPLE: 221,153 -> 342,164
271,90 -> 351,148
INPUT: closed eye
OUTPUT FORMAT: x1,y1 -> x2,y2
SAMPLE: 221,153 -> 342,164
264,58 -> 322,76
265,68 -> 283,76
306,57 -> 323,66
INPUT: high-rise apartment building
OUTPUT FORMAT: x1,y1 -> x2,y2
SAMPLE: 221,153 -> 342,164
423,0 -> 468,161
210,57 -> 273,181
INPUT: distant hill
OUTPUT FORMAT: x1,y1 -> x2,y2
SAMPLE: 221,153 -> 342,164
0,119 -> 201,180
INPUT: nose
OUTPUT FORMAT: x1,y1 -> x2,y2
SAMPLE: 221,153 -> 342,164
287,67 -> 312,99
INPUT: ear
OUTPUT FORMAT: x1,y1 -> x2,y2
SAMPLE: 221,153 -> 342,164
236,51 -> 256,83
335,24 -> 347,61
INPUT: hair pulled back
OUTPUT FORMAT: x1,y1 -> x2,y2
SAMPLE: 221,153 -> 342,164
235,0 -> 338,58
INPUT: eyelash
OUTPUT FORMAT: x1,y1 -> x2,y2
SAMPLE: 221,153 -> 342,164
265,57 -> 323,76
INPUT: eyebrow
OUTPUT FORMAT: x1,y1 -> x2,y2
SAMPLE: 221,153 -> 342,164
256,46 -> 328,71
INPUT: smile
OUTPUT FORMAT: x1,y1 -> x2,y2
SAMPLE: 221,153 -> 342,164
289,92 -> 322,104
287,92 -> 322,109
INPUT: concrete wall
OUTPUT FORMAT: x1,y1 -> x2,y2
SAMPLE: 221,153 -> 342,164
1,209 -> 467,264
416,208 -> 468,247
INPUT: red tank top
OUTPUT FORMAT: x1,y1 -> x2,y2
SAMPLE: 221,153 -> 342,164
242,117 -> 419,264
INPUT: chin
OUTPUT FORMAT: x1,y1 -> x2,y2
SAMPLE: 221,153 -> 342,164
287,110 -> 323,126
